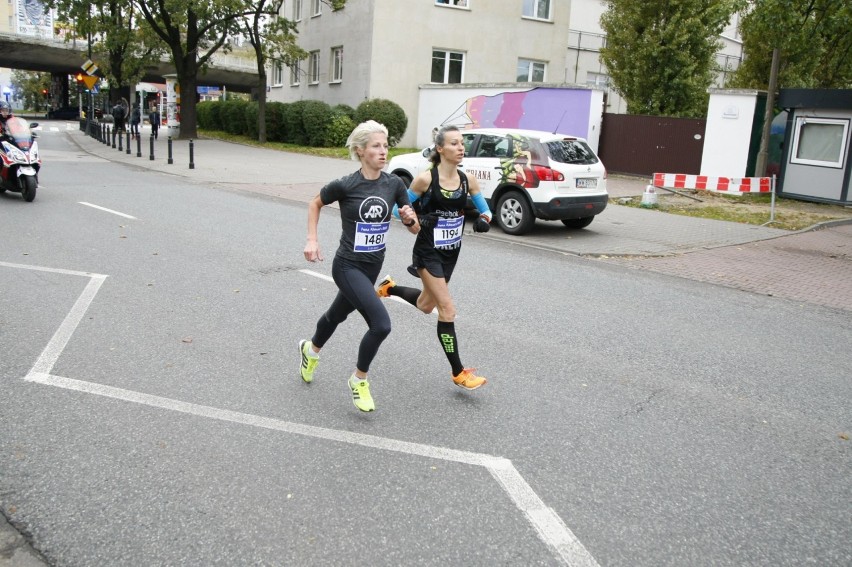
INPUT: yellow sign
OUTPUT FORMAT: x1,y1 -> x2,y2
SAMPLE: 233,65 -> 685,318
82,75 -> 98,90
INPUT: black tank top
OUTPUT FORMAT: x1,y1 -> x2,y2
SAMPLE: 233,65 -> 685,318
413,167 -> 469,256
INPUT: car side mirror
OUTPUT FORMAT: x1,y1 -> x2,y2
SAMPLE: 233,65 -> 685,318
30,122 -> 39,130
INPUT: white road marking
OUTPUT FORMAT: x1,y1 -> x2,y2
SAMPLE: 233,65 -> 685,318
6,261 -> 598,567
78,201 -> 137,219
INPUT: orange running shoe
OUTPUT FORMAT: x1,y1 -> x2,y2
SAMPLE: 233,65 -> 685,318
376,274 -> 396,298
452,368 -> 487,390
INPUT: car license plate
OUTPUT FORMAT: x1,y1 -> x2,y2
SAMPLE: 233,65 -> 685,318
576,178 -> 597,189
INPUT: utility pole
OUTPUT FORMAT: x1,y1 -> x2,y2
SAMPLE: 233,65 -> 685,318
754,48 -> 780,177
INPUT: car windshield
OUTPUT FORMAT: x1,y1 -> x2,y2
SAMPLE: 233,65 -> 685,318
545,139 -> 598,165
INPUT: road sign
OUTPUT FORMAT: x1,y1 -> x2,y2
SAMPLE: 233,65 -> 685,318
82,75 -> 98,90
81,59 -> 99,76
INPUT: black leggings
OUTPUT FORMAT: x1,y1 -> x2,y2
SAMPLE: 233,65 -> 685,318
311,256 -> 391,373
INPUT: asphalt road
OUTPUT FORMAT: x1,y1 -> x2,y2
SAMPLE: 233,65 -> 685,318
1,125 -> 850,566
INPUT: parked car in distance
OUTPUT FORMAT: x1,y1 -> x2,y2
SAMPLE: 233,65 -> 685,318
386,128 -> 608,235
46,106 -> 80,120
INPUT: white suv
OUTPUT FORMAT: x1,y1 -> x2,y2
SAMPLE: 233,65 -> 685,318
386,128 -> 608,235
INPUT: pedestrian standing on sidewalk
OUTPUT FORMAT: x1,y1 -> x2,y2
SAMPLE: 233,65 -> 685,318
376,125 -> 492,391
298,120 -> 420,412
111,99 -> 127,145
130,105 -> 141,139
149,107 -> 160,139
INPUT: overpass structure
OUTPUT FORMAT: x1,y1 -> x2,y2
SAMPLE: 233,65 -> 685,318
0,31 -> 260,93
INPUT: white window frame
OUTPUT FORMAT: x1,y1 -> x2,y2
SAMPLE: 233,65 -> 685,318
290,60 -> 301,86
522,0 -> 551,20
790,117 -> 849,169
431,49 -> 465,84
330,46 -> 343,83
517,59 -> 546,82
308,50 -> 320,84
586,72 -> 610,88
311,0 -> 321,17
272,61 -> 284,86
293,0 -> 302,21
435,0 -> 469,7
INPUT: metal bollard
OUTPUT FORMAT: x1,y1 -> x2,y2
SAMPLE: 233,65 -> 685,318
167,137 -> 173,164
126,131 -> 131,155
149,134 -> 155,161
117,130 -> 122,151
136,133 -> 141,157
111,126 -> 116,149
189,139 -> 195,169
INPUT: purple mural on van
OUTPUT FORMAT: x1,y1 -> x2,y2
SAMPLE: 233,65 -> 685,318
452,87 -> 592,137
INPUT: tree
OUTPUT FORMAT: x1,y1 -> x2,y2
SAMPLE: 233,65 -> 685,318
728,0 -> 852,89
600,0 -> 743,117
45,0 -> 162,105
242,1 -> 304,143
11,70 -> 52,112
242,0 -> 344,143
136,0 -> 254,139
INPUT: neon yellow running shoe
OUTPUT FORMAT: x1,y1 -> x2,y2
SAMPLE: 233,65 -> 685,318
452,368 -> 487,390
376,274 -> 396,298
299,340 -> 319,383
348,376 -> 375,412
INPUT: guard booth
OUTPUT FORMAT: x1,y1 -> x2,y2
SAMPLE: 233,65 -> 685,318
777,89 -> 852,205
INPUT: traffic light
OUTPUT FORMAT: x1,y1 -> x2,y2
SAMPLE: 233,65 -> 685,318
76,73 -> 84,83
41,88 -> 48,98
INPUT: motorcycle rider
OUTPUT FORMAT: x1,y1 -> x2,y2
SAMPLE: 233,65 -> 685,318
0,101 -> 12,135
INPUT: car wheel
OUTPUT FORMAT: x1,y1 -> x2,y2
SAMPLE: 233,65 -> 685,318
560,216 -> 595,229
496,190 -> 536,235
392,171 -> 413,187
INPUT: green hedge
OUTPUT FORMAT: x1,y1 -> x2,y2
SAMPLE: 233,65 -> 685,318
196,97 -> 407,147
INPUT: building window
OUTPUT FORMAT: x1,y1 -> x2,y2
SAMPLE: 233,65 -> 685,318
517,59 -> 545,82
272,61 -> 284,86
435,0 -> 468,7
290,60 -> 301,86
293,0 -> 302,21
311,0 -> 321,16
522,0 -> 551,20
309,51 -> 320,84
431,49 -> 464,84
790,117 -> 849,169
586,72 -> 610,88
331,46 -> 343,83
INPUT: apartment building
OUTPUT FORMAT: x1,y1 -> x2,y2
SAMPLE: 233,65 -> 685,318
269,0 -> 743,147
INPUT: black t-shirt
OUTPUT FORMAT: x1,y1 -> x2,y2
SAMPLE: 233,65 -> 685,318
320,170 -> 409,263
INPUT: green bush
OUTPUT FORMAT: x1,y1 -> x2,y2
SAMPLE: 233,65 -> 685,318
302,100 -> 333,147
197,101 -> 219,129
221,100 -> 249,135
354,99 -> 407,146
266,102 -> 286,142
244,102 -> 259,139
331,104 -> 356,120
324,111 -> 356,148
283,100 -> 308,145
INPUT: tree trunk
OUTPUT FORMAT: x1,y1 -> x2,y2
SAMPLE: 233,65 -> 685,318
257,70 -> 267,143
178,72 -> 198,139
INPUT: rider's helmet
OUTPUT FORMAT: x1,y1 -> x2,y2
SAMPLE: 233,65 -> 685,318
0,101 -> 11,122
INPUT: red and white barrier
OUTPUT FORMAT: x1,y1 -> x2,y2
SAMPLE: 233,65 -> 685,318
653,172 -> 771,194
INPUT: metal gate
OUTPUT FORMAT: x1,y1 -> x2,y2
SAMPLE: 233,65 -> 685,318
598,114 -> 707,177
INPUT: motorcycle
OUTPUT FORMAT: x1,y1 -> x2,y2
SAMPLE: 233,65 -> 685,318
0,116 -> 41,202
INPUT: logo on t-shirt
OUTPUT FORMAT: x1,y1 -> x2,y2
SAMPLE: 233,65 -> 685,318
360,197 -> 388,222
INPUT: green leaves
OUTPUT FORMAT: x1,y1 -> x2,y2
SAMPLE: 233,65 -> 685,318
600,0 -> 741,117
730,0 -> 852,89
